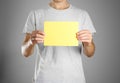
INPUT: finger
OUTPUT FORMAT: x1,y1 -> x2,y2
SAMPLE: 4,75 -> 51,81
34,38 -> 44,41
80,36 -> 90,40
77,34 -> 92,40
31,30 -> 45,37
31,33 -> 45,39
37,31 -> 45,35
76,36 -> 88,41
77,31 -> 89,36
79,31 -> 91,35
78,36 -> 92,42
31,37 -> 44,41
78,33 -> 91,38
35,34 -> 45,38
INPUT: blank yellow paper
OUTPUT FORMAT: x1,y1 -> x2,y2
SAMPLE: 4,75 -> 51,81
44,21 -> 79,46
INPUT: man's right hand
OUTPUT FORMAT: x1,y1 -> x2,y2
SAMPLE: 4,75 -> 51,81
31,30 -> 45,45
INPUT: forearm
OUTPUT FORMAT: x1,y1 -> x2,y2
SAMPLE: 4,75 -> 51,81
82,40 -> 95,57
21,39 -> 35,57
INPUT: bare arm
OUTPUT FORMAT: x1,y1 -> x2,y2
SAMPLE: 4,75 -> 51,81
21,30 -> 45,57
21,33 -> 35,57
76,30 -> 96,58
82,39 -> 95,57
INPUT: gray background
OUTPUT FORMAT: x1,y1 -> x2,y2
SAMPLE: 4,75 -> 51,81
0,0 -> 120,83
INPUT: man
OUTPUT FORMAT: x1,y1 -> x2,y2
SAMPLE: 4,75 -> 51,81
21,0 -> 96,83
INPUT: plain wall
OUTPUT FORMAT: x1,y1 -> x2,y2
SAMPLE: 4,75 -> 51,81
0,0 -> 120,83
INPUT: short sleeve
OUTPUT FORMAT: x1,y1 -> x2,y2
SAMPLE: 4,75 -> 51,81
22,11 -> 35,34
82,11 -> 96,36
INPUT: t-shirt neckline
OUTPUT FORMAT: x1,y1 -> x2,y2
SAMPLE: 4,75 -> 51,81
48,4 -> 72,13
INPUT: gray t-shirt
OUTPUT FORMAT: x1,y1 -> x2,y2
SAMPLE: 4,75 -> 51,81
23,4 -> 96,83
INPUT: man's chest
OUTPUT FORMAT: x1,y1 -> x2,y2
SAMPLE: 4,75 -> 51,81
35,10 -> 84,30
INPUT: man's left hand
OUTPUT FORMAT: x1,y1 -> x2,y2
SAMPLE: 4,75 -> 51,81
76,29 -> 92,45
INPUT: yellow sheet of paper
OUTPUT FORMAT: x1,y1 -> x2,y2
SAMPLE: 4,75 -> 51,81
44,21 -> 79,46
